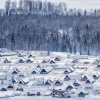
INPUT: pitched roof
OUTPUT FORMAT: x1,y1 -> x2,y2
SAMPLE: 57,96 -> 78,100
85,77 -> 94,83
21,78 -> 29,83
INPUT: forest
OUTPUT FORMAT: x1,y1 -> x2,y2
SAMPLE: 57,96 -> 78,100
0,0 -> 100,55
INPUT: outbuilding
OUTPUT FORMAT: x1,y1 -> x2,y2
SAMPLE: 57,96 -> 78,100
1,87 -> 7,91
54,80 -> 63,86
4,59 -> 11,63
7,85 -> 14,90
78,91 -> 86,97
31,69 -> 39,74
64,75 -> 70,81
18,59 -> 25,63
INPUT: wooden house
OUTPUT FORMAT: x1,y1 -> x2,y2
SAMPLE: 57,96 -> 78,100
16,87 -> 23,92
12,69 -> 20,75
4,59 -> 11,63
12,78 -> 18,84
85,78 -> 94,89
7,85 -> 14,90
92,73 -> 99,80
42,60 -> 48,63
73,80 -> 80,87
54,56 -> 61,61
0,87 -> 7,91
18,59 -> 25,63
66,84 -> 74,90
78,91 -> 86,97
31,69 -> 39,74
26,59 -> 33,63
49,60 -> 55,64
28,54 -> 34,58
40,66 -> 53,74
19,78 -> 29,85
64,69 -> 71,74
54,80 -> 63,86
64,75 -> 70,81
44,79 -> 53,86
81,75 -> 88,81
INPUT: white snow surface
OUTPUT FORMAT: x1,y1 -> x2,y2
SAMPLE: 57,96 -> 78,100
1,96 -> 100,100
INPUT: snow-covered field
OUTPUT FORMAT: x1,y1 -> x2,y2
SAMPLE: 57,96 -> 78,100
0,50 -> 99,99
1,96 -> 100,100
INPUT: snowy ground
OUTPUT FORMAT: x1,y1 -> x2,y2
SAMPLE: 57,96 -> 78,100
1,96 -> 100,100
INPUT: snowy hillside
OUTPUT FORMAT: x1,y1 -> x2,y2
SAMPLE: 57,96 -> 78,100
0,0 -> 100,55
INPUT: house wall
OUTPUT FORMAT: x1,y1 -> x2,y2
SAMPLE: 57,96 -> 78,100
81,77 -> 88,81
64,77 -> 70,81
54,83 -> 62,86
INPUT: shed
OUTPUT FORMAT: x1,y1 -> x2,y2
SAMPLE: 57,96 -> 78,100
31,69 -> 38,74
19,78 -> 29,85
78,91 -> 86,97
66,84 -> 74,90
18,59 -> 25,63
19,73 -> 25,78
4,59 -> 11,63
85,78 -> 94,89
40,69 -> 48,74
26,59 -> 33,63
69,67 -> 75,72
12,69 -> 20,75
37,65 -> 41,68
42,60 -> 48,63
54,56 -> 61,61
18,54 -> 24,57
28,54 -> 34,58
92,74 -> 99,80
44,80 -> 52,86
64,69 -> 71,74
54,80 -> 63,86
7,85 -> 14,90
81,75 -> 88,81
40,66 -> 52,74
12,78 -> 18,84
49,60 -> 55,64
64,75 -> 70,81
16,87 -> 23,92
97,64 -> 100,68
1,87 -> 7,91
85,76 -> 94,83
73,80 -> 80,87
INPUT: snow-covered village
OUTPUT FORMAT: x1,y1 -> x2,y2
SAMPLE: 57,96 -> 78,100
0,49 -> 99,100
0,0 -> 100,100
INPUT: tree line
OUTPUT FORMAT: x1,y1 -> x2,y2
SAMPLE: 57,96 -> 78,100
0,0 -> 100,55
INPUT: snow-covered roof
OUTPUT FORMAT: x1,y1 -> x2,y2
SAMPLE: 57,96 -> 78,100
69,67 -> 75,72
21,78 -> 29,83
40,66 -> 53,73
78,55 -> 88,59
68,72 -> 82,80
85,77 -> 94,83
